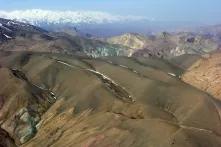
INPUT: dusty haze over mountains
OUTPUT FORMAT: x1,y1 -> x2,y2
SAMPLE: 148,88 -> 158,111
0,0 -> 221,147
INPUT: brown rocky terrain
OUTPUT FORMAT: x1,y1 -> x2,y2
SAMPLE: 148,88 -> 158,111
182,51 -> 221,101
0,18 -> 132,58
1,17 -> 221,147
1,17 -> 220,60
107,32 -> 219,58
107,33 -> 147,51
0,128 -> 17,147
0,51 -> 221,147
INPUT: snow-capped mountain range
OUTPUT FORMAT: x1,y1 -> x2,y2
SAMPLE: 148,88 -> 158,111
0,9 -> 205,37
0,9 -> 149,26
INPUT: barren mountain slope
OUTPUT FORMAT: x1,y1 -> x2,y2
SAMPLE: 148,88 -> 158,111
107,33 -> 148,50
107,32 -> 219,58
0,18 -> 132,57
169,54 -> 202,70
0,51 -> 220,147
182,51 -> 221,101
1,17 -> 220,60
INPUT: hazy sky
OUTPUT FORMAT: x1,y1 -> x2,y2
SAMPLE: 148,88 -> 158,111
0,0 -> 221,24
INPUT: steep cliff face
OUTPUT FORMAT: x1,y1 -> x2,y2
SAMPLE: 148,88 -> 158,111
182,51 -> 221,101
0,51 -> 221,147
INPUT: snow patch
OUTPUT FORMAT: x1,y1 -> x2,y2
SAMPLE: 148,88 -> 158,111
3,34 -> 12,39
168,73 -> 176,77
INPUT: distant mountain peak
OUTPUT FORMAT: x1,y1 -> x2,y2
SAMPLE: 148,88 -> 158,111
0,9 -> 149,26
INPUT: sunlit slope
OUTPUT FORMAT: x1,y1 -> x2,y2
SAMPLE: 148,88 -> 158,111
182,51 -> 221,101
0,51 -> 220,147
